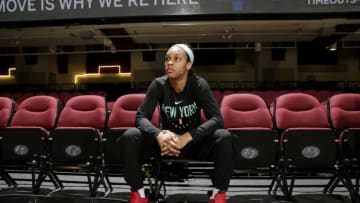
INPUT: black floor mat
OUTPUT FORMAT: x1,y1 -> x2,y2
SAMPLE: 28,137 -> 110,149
0,189 -> 353,203
228,194 -> 288,203
291,194 -> 352,203
165,193 -> 209,203
0,187 -> 52,196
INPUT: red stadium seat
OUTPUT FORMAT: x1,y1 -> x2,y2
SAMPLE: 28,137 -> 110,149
39,95 -> 108,196
272,93 -> 341,200
105,93 -> 159,163
323,93 -> 360,200
107,93 -> 159,129
0,96 -> 60,192
103,93 -> 159,195
221,93 -> 282,195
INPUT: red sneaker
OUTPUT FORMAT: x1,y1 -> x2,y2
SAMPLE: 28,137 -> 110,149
130,191 -> 149,203
208,191 -> 226,203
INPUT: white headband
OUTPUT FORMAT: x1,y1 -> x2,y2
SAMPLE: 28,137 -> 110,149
172,44 -> 194,64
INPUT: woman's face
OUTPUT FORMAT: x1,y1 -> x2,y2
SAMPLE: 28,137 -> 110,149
164,46 -> 191,80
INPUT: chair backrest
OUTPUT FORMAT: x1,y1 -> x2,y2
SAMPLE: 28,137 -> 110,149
329,93 -> 360,130
108,93 -> 159,128
57,95 -> 106,130
0,97 -> 15,128
274,93 -> 329,130
221,93 -> 277,169
221,93 -> 273,129
275,93 -> 338,168
10,96 -> 59,130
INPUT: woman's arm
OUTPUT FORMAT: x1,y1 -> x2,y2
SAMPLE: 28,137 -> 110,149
135,80 -> 162,138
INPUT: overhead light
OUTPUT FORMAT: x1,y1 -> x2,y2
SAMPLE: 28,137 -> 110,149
327,42 -> 337,51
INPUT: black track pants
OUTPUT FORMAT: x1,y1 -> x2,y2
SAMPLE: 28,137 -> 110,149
118,128 -> 233,191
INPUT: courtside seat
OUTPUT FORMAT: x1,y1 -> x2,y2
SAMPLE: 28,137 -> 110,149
324,93 -> 360,200
42,95 -> 108,196
221,93 -> 278,169
105,93 -> 149,167
271,93 -> 340,200
103,93 -> 159,195
0,96 -> 60,192
221,93 -> 282,195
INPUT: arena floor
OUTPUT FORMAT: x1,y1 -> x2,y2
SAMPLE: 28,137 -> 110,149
0,172 -> 354,202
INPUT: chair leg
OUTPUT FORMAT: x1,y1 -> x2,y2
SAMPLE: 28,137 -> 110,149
92,170 -> 109,197
268,166 -> 279,195
323,171 -> 341,194
355,170 -> 359,195
278,168 -> 291,201
146,157 -> 166,202
272,174 -> 281,195
0,168 -> 17,190
339,172 -> 358,203
86,171 -> 96,197
33,159 -> 64,196
103,172 -> 113,197
268,174 -> 277,195
270,169 -> 286,196
88,159 -> 113,198
153,166 -> 163,201
326,166 -> 353,194
48,170 -> 63,189
32,169 -> 47,194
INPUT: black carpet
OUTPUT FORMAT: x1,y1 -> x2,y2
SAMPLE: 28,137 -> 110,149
0,188 -> 353,203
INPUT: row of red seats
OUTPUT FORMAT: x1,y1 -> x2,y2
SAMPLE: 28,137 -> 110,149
2,92 -> 357,131
0,93 -> 359,201
212,89 -> 344,105
0,89 -> 343,112
0,91 -> 107,106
